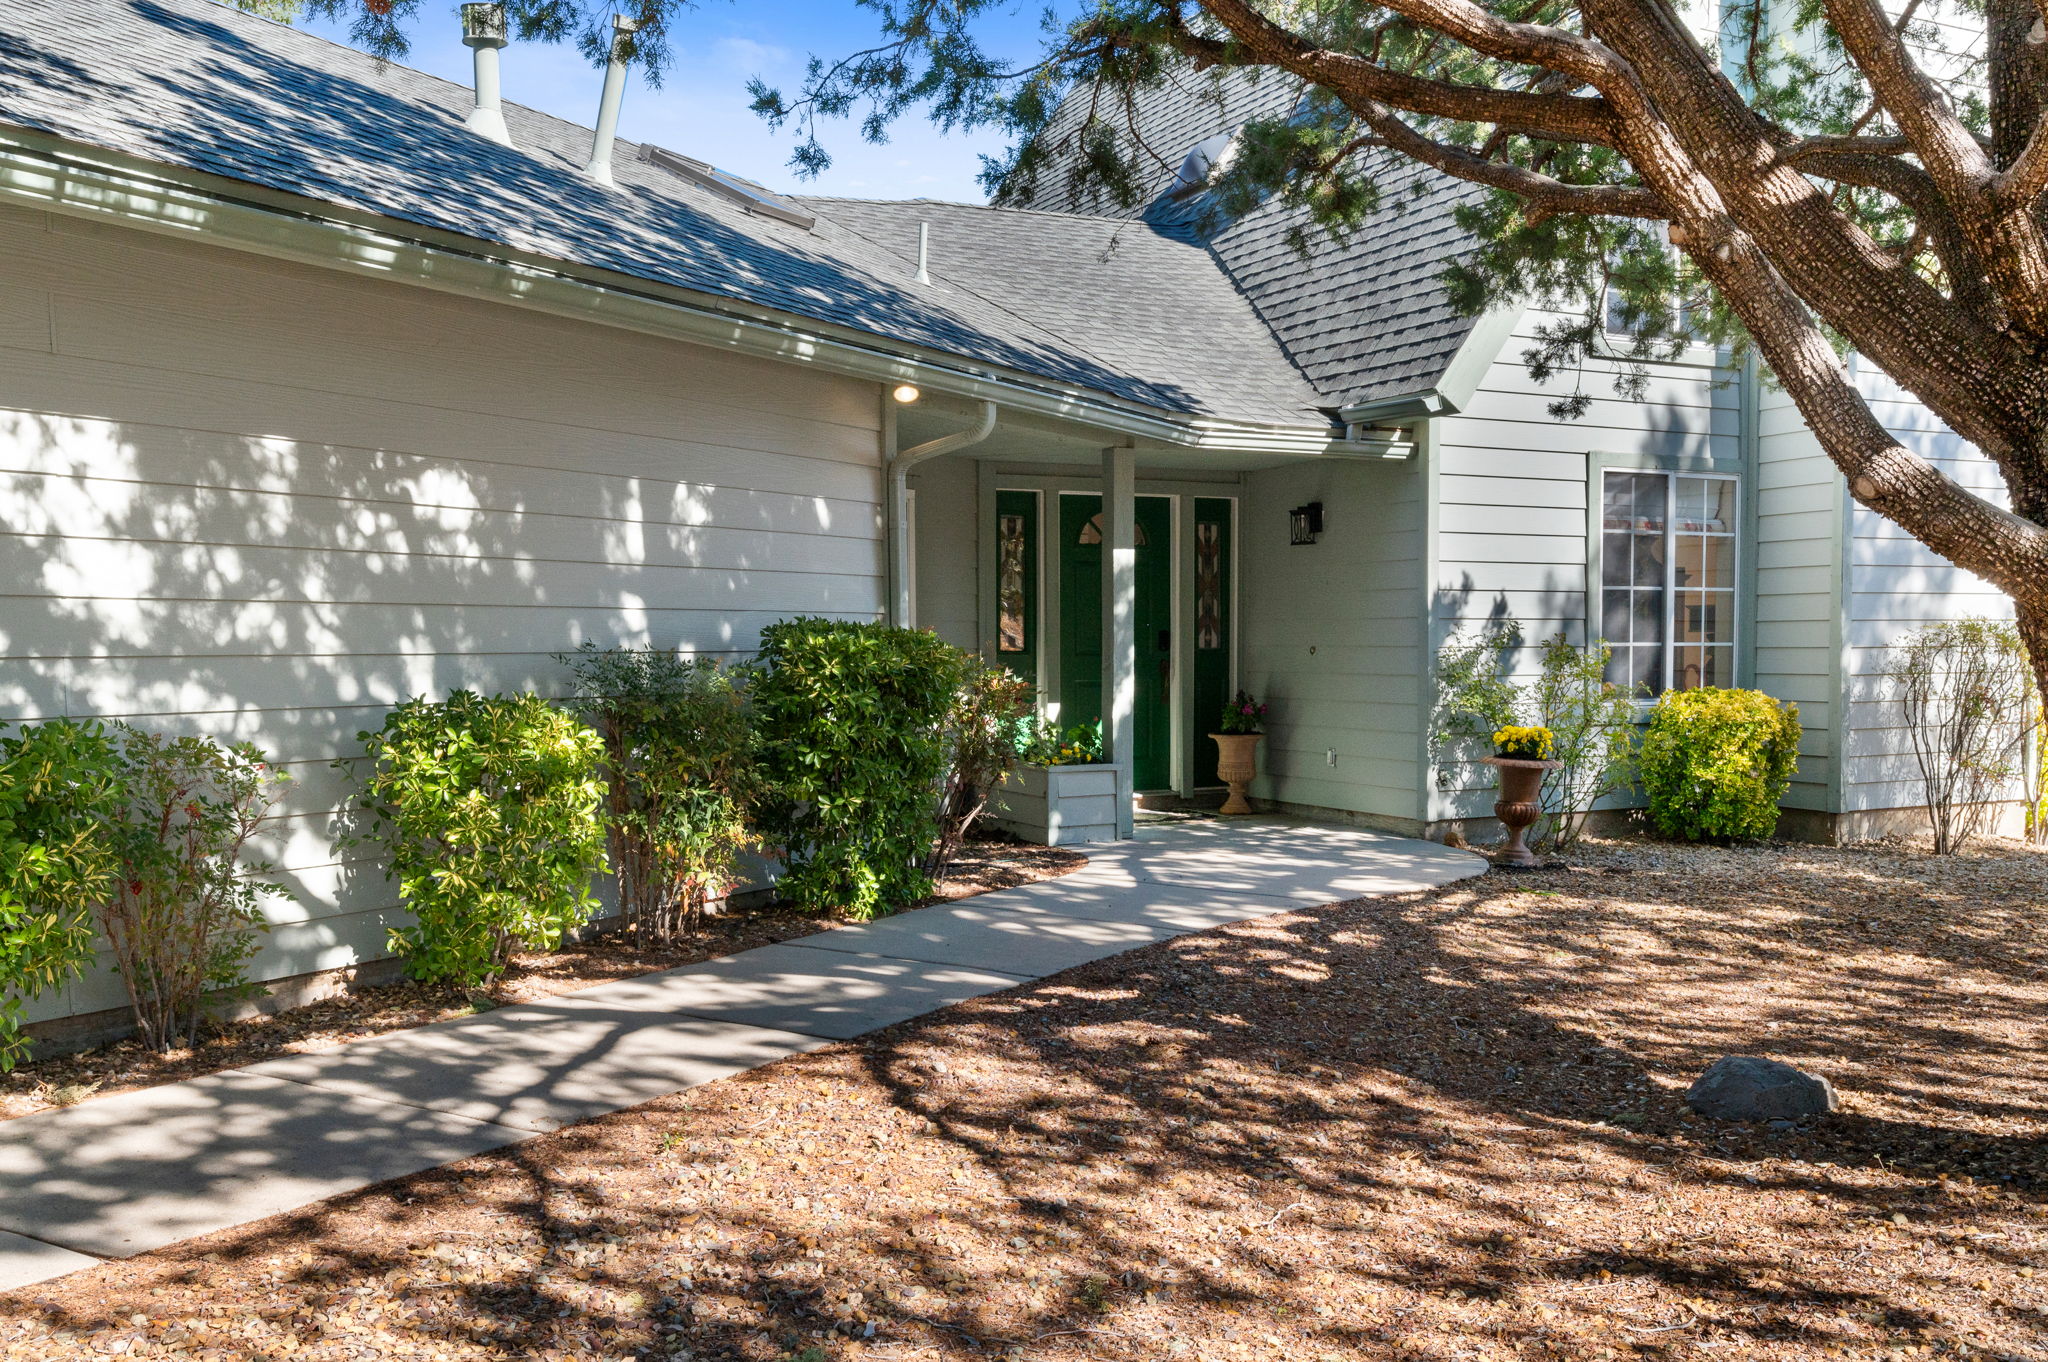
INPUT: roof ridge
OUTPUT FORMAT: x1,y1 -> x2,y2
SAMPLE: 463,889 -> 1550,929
807,205 -> 1146,383
799,195 -> 1153,228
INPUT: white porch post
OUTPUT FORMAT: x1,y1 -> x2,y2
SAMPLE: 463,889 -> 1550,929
1101,443 -> 1137,838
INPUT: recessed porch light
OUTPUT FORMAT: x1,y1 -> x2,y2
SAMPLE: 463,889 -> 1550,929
892,384 -> 921,404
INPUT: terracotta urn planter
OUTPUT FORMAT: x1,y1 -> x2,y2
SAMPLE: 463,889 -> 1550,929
1210,732 -> 1264,815
1481,756 -> 1564,868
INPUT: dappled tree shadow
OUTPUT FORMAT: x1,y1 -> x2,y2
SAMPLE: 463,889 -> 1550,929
3,844 -> 2040,1359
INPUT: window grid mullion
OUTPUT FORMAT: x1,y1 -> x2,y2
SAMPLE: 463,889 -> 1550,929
1664,472 -> 1676,696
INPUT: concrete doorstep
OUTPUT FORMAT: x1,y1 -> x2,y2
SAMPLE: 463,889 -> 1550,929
0,819 -> 1484,1294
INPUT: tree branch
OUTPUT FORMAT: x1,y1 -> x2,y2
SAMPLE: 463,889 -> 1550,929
1367,0 -> 1634,90
1813,0 -> 2048,327
1778,133 -> 1918,163
1172,0 -> 1621,146
1696,228 -> 2048,601
1820,0 -> 1994,190
1990,120 -> 2048,211
1344,97 -> 1669,221
1774,147 -> 1994,311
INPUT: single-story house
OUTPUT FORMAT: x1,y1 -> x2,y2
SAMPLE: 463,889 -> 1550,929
0,0 -> 2013,1035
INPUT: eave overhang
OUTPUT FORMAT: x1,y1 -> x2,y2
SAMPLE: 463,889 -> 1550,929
1335,302 -> 1522,429
0,127 -> 1375,461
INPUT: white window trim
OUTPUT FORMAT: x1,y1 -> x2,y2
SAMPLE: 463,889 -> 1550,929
1596,466 -> 1741,698
1594,250 -> 1725,370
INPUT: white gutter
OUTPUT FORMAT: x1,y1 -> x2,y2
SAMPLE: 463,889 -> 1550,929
886,400 -> 997,626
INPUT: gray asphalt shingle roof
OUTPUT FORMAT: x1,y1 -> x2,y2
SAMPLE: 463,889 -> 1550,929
0,0 -> 1317,424
799,197 -> 1324,424
0,0 -> 1483,426
1020,66 -> 1488,410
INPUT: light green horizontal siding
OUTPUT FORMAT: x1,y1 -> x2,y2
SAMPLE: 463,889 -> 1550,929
0,208 -> 886,1026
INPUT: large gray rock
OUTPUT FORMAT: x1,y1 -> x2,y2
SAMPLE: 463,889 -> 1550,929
1686,1056 -> 1839,1121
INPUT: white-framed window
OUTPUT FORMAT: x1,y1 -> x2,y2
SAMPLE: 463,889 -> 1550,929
1603,244 -> 1709,345
1600,470 -> 1738,695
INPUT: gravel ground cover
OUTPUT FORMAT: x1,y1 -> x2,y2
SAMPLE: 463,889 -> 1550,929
0,838 -> 1083,1122
2,835 -> 2043,1361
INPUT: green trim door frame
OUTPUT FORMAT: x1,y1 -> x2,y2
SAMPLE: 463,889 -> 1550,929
1059,492 -> 1174,791
982,470 -> 1242,798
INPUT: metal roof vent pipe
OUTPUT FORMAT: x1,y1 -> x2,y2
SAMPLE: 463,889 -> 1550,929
582,15 -> 641,185
914,221 -> 932,284
460,4 -> 513,147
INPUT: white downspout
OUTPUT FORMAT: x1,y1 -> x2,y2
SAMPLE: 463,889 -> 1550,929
887,399 -> 996,627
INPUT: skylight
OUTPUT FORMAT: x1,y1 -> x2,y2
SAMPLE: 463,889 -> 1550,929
638,145 -> 817,230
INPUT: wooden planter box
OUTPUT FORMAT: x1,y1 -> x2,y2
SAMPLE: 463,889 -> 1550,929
991,762 -> 1124,846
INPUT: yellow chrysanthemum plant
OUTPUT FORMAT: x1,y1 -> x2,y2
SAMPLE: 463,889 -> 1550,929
1491,724 -> 1556,761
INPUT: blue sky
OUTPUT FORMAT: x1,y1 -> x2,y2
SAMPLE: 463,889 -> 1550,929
295,2 -> 1045,202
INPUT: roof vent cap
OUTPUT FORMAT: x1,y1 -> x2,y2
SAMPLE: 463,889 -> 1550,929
460,3 -> 513,146
1168,130 -> 1235,199
461,3 -> 507,45
582,15 -> 641,185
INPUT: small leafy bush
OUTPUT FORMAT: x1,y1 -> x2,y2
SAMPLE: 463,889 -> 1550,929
754,619 -> 966,919
1433,621 -> 1640,849
930,661 -> 1034,877
348,691 -> 608,986
0,720 -> 123,1070
1639,687 -> 1801,841
1885,618 -> 2034,854
562,645 -> 764,943
1010,717 -> 1104,766
1529,634 -> 1640,846
101,728 -> 292,1053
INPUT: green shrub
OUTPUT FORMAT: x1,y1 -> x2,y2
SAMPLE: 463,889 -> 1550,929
1528,634 -> 1641,848
1432,621 -> 1641,849
348,691 -> 608,986
100,728 -> 292,1053
1639,687 -> 1802,841
562,645 -> 764,943
754,619 -> 966,919
1009,717 -> 1104,765
0,720 -> 123,1070
930,661 -> 1034,877
1885,618 -> 2033,854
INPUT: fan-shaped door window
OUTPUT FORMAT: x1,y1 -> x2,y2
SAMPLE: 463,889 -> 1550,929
1075,513 -> 1149,546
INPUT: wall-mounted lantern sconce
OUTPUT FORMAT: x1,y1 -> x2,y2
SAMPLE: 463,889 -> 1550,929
1289,501 -> 1324,546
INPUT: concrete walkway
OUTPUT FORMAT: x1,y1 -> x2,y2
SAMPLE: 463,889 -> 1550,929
0,818 -> 1484,1293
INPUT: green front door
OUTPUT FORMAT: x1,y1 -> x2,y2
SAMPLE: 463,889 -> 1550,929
1059,494 -> 1173,790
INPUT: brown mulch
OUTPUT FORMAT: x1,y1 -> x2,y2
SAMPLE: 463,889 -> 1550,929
3,834 -> 2046,1361
0,837 -> 1084,1122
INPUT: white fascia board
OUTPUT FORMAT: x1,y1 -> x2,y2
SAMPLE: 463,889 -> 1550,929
1334,301 -> 1523,425
0,129 -> 1348,458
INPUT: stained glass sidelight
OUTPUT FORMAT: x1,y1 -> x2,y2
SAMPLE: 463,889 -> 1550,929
998,513 -> 1027,653
1197,521 -> 1223,649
